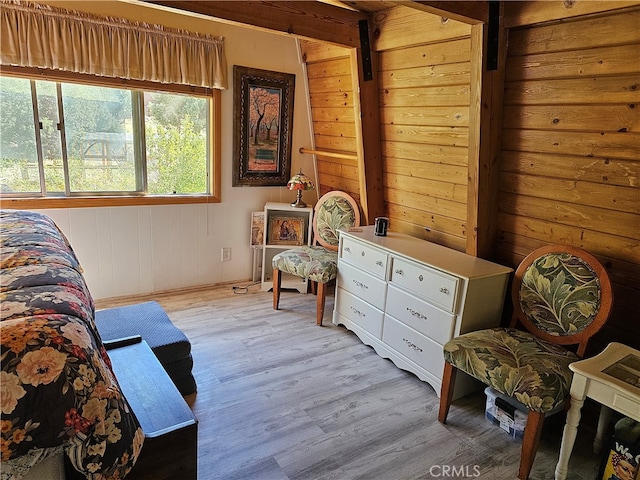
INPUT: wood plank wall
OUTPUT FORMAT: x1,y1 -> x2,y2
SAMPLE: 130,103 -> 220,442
301,6 -> 472,249
299,41 -> 362,206
495,7 -> 640,351
301,3 -> 639,351
372,6 -> 472,251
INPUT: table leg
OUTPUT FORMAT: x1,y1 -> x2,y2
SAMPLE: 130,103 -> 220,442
593,405 -> 612,454
555,386 -> 587,480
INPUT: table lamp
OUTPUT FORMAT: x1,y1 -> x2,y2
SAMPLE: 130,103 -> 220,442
287,170 -> 315,208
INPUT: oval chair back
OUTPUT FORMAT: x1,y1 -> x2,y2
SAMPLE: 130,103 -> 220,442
510,244 -> 613,357
312,191 -> 361,251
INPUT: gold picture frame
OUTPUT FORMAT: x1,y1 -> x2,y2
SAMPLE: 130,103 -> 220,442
268,216 -> 305,246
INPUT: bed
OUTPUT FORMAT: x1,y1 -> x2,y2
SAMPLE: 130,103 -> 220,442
1,210 -> 143,480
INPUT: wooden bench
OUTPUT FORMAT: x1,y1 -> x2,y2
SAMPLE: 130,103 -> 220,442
103,340 -> 197,480
255,148 -> 275,162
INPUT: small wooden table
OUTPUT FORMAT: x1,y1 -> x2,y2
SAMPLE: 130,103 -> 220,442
555,342 -> 640,480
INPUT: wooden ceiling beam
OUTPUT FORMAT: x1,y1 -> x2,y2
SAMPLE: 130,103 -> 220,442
146,1 -> 366,47
398,1 -> 489,24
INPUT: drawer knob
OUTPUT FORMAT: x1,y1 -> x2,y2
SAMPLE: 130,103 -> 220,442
360,250 -> 365,256
344,247 -> 351,253
439,287 -> 449,295
418,274 -> 423,281
376,260 -> 384,267
395,269 -> 404,275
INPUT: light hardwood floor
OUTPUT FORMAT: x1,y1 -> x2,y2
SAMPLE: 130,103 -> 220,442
97,284 -> 605,480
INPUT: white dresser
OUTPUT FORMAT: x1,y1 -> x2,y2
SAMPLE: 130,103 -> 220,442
333,226 -> 513,399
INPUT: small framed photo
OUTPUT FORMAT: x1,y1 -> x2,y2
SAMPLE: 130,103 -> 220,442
250,211 -> 265,247
268,216 -> 305,246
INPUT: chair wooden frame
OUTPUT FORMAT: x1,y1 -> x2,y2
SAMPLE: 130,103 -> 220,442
438,245 -> 613,480
272,191 -> 360,326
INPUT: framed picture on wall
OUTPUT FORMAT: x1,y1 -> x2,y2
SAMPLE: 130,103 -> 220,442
250,211 -> 265,247
232,66 -> 295,187
267,216 -> 305,246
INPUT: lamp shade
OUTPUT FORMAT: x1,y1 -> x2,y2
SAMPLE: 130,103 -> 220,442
287,171 -> 314,191
287,171 -> 314,207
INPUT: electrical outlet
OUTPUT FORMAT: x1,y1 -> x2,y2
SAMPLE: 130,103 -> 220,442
221,247 -> 231,262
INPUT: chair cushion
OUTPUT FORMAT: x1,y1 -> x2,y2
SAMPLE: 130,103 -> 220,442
272,246 -> 338,284
444,328 -> 579,413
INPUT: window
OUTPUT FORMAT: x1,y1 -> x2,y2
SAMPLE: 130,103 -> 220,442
0,73 -> 220,207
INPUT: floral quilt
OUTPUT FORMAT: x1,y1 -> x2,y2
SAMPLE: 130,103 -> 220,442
1,210 -> 143,480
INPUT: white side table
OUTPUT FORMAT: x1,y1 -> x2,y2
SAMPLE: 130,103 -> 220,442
555,342 -> 640,480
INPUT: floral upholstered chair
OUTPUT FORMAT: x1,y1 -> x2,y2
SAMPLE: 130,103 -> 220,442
272,191 -> 360,325
438,245 -> 613,480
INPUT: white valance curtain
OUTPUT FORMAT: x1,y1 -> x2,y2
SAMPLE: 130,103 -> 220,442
0,0 -> 227,89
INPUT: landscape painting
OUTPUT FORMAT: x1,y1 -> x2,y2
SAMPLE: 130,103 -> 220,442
233,66 -> 295,186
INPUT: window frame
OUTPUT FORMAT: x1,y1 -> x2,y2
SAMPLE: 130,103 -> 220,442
0,65 -> 222,208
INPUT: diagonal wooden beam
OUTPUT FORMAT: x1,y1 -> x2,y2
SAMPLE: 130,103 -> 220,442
146,1 -> 366,47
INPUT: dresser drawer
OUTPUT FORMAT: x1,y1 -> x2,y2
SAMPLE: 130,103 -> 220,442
382,316 -> 444,379
385,285 -> 455,344
389,257 -> 459,312
336,288 -> 384,338
340,237 -> 388,279
337,260 -> 387,310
